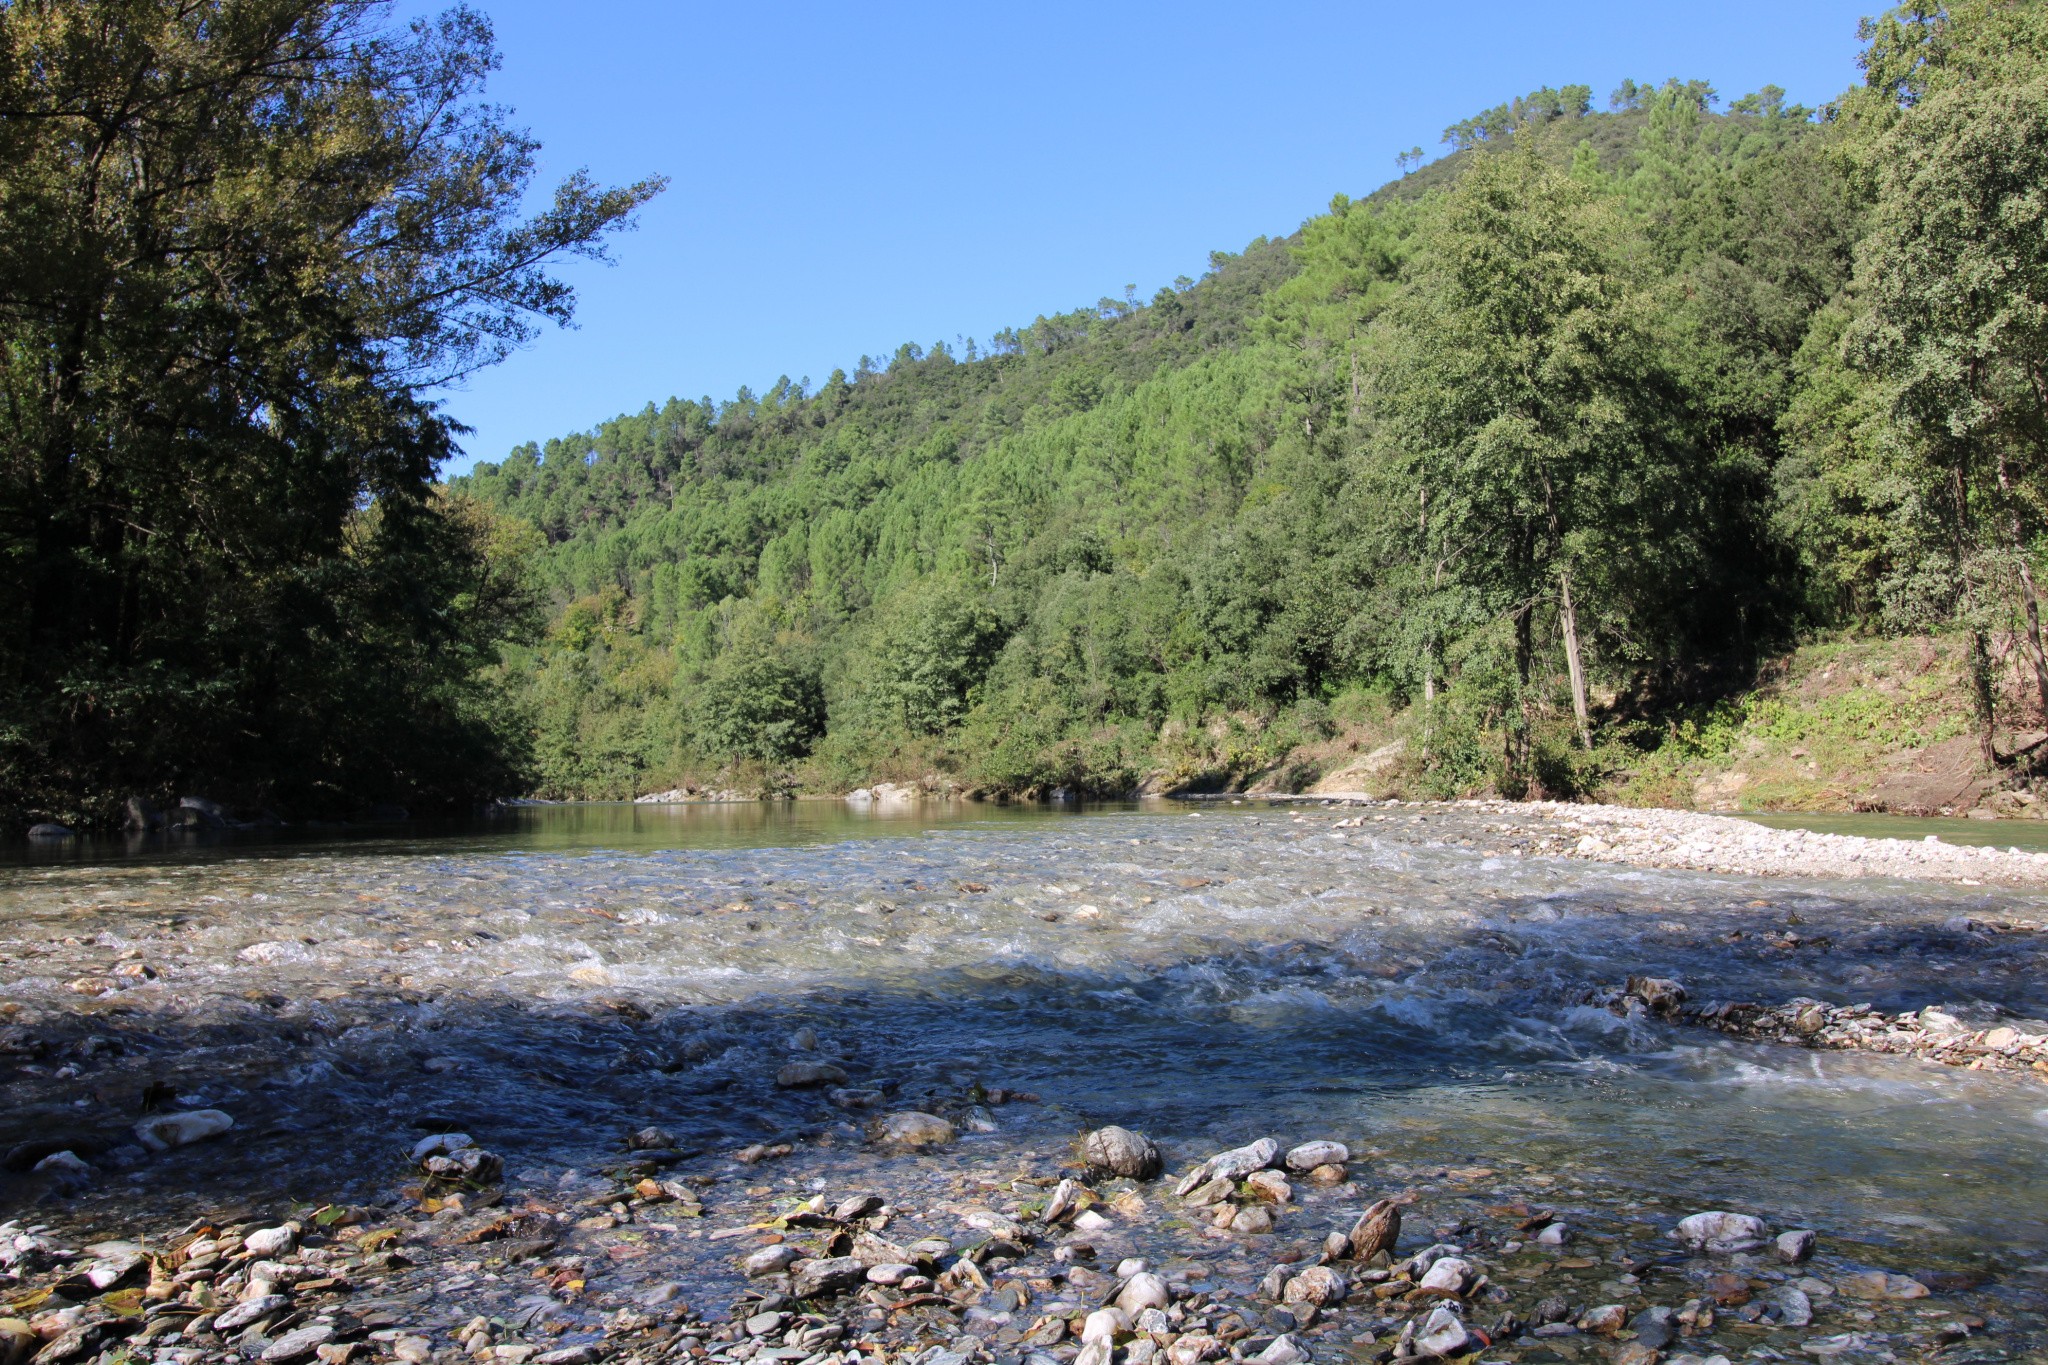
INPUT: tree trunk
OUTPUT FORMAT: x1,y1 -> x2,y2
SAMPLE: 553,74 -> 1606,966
1994,452 -> 2048,727
1559,569 -> 1591,749
1970,627 -> 2001,771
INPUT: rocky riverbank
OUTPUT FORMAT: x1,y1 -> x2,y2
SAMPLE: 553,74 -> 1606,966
0,1124 -> 2015,1365
1298,797 -> 2048,888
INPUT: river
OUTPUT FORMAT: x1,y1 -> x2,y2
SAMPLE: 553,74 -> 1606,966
3,799 -> 2045,1358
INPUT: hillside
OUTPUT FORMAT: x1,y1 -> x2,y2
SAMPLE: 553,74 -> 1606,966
455,27 -> 2048,815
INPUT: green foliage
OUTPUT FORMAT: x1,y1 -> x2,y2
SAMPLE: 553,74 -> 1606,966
0,0 -> 657,824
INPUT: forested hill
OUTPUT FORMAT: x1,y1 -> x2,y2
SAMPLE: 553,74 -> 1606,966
457,8 -> 2048,807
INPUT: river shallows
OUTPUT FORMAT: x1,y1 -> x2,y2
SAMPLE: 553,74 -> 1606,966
4,803 -> 2046,1309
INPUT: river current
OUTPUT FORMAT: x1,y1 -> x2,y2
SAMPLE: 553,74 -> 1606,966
4,800 -> 2047,1303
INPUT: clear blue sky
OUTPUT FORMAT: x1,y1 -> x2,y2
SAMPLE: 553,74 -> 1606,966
414,0 -> 1879,475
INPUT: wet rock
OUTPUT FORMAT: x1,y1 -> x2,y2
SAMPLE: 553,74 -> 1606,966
1230,1206 -> 1274,1235
1183,1175 -> 1234,1208
628,1126 -> 674,1150
1182,1137 -> 1279,1189
1775,1228 -> 1816,1263
392,1337 -> 433,1364
1244,1170 -> 1292,1203
1304,1163 -> 1347,1185
1532,1296 -> 1571,1325
1762,1284 -> 1813,1327
422,1147 -> 502,1183
744,1311 -> 787,1337
874,1111 -> 955,1148
790,1255 -> 866,1298
0,1320 -> 37,1365
866,1262 -> 918,1285
1671,1211 -> 1769,1254
243,1225 -> 297,1257
214,1295 -> 290,1332
1839,1270 -> 1928,1301
1534,1221 -> 1571,1246
1284,1141 -> 1347,1172
1346,1199 -> 1401,1261
1281,1266 -> 1346,1307
1167,1334 -> 1222,1365
1252,1334 -> 1307,1365
123,797 -> 161,831
26,823 -> 73,840
1417,1257 -> 1471,1295
1074,1341 -> 1113,1365
1081,1308 -> 1129,1344
1631,1305 -> 1677,1349
741,1244 -> 801,1277
1578,1304 -> 1627,1335
1626,976 -> 1687,1015
84,1252 -> 143,1290
1042,1177 -> 1081,1224
776,1061 -> 848,1088
32,1151 -> 93,1184
1117,1272 -> 1170,1314
1403,1307 -> 1470,1358
1084,1126 -> 1162,1179
1610,1345 -> 1660,1365
262,1324 -> 336,1364
133,1109 -> 233,1152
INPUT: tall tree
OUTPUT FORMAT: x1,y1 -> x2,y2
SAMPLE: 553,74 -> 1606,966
1372,145 -> 1676,779
0,0 -> 661,821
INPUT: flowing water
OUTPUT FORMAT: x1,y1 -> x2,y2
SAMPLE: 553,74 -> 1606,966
5,800 -> 2048,1323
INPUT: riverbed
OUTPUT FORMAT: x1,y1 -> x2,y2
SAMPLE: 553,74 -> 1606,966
3,800 -> 2046,1361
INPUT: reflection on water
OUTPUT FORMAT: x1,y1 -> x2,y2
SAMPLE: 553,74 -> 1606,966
3,800 -> 2047,1281
1737,807 -> 2048,851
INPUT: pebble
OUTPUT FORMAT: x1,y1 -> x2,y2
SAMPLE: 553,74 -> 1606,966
1083,1125 -> 1162,1178
1776,1227 -> 1816,1263
133,1108 -> 234,1152
1116,1272 -> 1170,1314
1671,1210 -> 1769,1253
1416,1257 -> 1471,1295
1347,1199 -> 1401,1260
261,1324 -> 336,1363
742,1244 -> 802,1277
1405,1307 -> 1470,1358
243,1225 -> 297,1256
1081,1308 -> 1129,1344
1244,1169 -> 1292,1203
1283,1141 -> 1347,1172
775,1061 -> 848,1088
1281,1266 -> 1346,1306
1578,1303 -> 1627,1334
874,1111 -> 955,1147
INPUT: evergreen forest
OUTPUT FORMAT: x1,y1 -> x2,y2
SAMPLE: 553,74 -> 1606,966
8,0 -> 2048,823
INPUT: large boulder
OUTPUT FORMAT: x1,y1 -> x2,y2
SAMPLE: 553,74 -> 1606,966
1084,1125 -> 1162,1178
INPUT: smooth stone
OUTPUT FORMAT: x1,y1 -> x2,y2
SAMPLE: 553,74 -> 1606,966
409,1133 -> 474,1162
26,823 -> 74,839
1252,1335 -> 1306,1365
866,1263 -> 918,1285
1230,1206 -> 1275,1235
1084,1126 -> 1162,1179
1347,1199 -> 1400,1260
1281,1266 -> 1346,1306
213,1295 -> 290,1332
1115,1258 -> 1150,1278
1775,1228 -> 1816,1263
1116,1273 -> 1170,1314
874,1112 -> 955,1147
1407,1307 -> 1470,1358
742,1244 -> 802,1277
1763,1284 -> 1813,1327
133,1109 -> 233,1152
1283,1141 -> 1348,1172
1244,1170 -> 1292,1204
1577,1304 -> 1627,1335
790,1256 -> 866,1298
261,1325 -> 336,1364
1535,1222 -> 1571,1246
243,1226 -> 296,1256
1202,1137 -> 1280,1183
1630,1305 -> 1677,1349
1167,1335 -> 1221,1365
1671,1211 -> 1769,1254
745,1313 -> 787,1338
776,1061 -> 849,1088
1183,1175 -> 1234,1208
1081,1308 -> 1129,1345
1417,1257 -> 1471,1295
